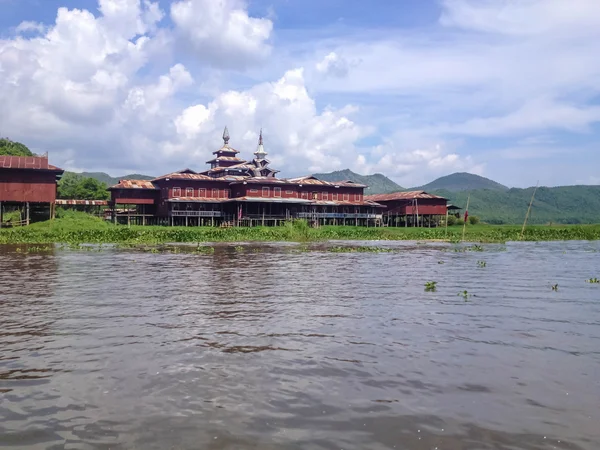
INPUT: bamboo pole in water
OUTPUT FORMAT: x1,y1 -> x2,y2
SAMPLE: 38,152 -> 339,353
520,182 -> 539,241
462,193 -> 470,242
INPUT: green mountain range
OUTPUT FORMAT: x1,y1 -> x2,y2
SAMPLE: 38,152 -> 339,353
313,170 -> 600,225
414,172 -> 509,192
312,169 -> 404,194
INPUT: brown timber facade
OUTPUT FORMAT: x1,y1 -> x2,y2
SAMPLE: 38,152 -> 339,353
109,128 -> 384,226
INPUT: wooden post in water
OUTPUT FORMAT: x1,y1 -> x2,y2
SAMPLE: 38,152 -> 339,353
520,182 -> 539,241
462,193 -> 470,242
445,208 -> 449,240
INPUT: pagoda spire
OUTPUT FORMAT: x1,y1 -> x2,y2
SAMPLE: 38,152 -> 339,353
254,128 -> 268,160
222,126 -> 230,146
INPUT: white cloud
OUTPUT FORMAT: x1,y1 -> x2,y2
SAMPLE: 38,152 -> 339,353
439,0 -> 600,36
315,52 -> 358,78
15,21 -> 46,34
170,0 -> 273,68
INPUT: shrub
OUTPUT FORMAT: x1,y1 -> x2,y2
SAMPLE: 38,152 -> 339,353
469,215 -> 480,225
446,215 -> 457,226
455,218 -> 465,226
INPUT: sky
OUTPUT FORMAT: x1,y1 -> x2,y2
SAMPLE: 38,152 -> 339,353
1,0 -> 599,188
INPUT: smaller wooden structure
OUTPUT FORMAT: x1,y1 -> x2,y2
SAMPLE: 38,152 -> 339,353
365,191 -> 448,227
0,155 -> 64,226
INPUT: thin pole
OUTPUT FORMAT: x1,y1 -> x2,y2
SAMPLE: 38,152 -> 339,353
520,182 -> 539,241
462,193 -> 470,242
445,208 -> 449,239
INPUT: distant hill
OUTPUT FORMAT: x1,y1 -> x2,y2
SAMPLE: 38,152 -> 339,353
415,172 -> 509,192
69,172 -> 155,186
434,185 -> 600,224
312,169 -> 403,194
0,138 -> 35,157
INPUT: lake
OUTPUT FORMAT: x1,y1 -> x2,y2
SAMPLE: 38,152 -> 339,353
1,241 -> 599,450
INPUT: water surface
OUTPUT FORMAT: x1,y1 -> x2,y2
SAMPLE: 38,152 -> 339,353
1,241 -> 599,449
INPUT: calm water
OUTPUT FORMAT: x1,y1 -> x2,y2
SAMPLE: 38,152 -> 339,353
1,241 -> 600,450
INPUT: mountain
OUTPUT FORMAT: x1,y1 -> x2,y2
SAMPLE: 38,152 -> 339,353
68,172 -> 155,186
415,172 -> 509,192
433,185 -> 600,224
312,169 -> 403,194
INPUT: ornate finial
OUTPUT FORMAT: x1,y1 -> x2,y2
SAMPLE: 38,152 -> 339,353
254,129 -> 268,160
223,126 -> 230,146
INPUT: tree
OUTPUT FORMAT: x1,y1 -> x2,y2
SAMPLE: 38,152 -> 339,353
0,138 -> 34,156
58,173 -> 110,200
468,215 -> 480,225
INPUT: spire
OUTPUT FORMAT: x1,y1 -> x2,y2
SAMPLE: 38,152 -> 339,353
254,128 -> 268,160
222,126 -> 230,146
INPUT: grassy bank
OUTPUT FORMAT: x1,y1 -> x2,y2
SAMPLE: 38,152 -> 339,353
1,211 -> 600,244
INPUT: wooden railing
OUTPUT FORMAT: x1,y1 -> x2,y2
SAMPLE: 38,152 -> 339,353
170,210 -> 222,217
297,212 -> 381,219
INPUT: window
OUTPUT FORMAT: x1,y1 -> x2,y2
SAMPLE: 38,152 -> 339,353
212,188 -> 219,198
173,187 -> 181,197
286,190 -> 294,195
354,193 -> 361,202
322,192 -> 329,201
199,188 -> 206,198
332,193 -> 338,201
186,188 -> 194,197
250,189 -> 258,193
274,187 -> 281,197
262,187 -> 270,197
312,192 -> 318,200
343,193 -> 349,201
301,191 -> 307,199
225,189 -> 231,198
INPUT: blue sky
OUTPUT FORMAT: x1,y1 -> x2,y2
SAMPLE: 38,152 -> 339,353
1,0 -> 599,187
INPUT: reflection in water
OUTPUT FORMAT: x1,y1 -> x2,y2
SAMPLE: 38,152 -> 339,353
1,241 -> 599,449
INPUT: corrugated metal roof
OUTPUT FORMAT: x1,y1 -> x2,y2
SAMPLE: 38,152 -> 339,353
365,191 -> 447,201
287,176 -> 367,188
206,156 -> 246,162
230,176 -> 365,188
0,155 -> 63,172
55,199 -> 109,205
212,145 -> 240,154
109,179 -> 157,189
153,172 -> 215,181
231,197 -> 313,204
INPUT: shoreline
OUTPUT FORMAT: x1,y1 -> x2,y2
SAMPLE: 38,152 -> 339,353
1,213 -> 600,245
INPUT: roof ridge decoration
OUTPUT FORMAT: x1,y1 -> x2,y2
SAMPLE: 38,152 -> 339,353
223,126 -> 230,146
254,128 -> 268,160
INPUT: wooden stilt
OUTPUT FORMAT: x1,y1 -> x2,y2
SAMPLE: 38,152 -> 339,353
26,202 -> 30,226
0,201 -> 3,228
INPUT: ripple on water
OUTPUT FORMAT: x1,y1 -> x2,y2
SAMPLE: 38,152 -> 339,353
0,241 -> 599,449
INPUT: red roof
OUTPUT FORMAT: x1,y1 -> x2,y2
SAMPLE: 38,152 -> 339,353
0,155 -> 63,172
109,179 -> 157,189
365,191 -> 447,202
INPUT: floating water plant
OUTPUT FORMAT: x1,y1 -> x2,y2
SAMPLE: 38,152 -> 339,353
458,290 -> 472,301
470,245 -> 484,252
551,284 -> 559,291
438,260 -> 445,264
585,278 -> 599,284
425,281 -> 438,292
477,260 -> 487,268
234,245 -> 244,252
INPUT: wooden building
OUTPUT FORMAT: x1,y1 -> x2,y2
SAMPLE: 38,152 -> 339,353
364,191 -> 448,227
0,155 -> 64,226
109,128 -> 384,226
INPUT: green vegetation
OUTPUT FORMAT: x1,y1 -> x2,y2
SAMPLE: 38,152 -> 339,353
458,290 -> 472,300
477,260 -> 487,268
1,212 -> 600,245
552,284 -> 559,291
70,171 -> 154,187
58,173 -> 110,200
425,281 -> 438,292
0,138 -> 35,156
586,278 -> 599,284
312,169 -> 404,194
